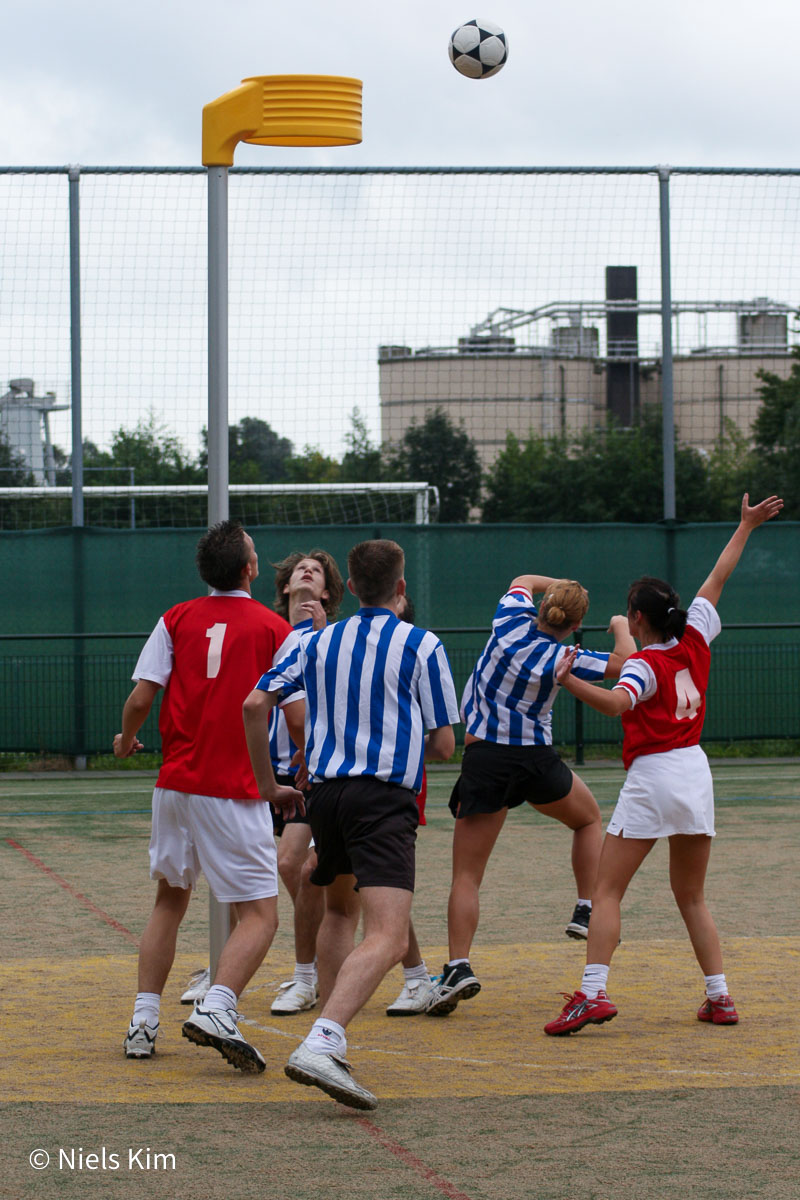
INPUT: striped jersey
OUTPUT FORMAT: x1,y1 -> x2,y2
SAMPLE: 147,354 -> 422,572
461,585 -> 610,745
269,618 -> 313,775
257,606 -> 460,792
615,597 -> 721,769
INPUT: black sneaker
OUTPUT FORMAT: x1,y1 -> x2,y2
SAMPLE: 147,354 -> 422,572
425,962 -> 481,1016
565,902 -> 591,940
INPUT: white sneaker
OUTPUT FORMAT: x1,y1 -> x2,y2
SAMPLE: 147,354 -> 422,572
285,1043 -> 377,1110
123,1020 -> 158,1058
270,978 -> 318,1015
180,967 -> 210,1005
386,976 -> 435,1016
182,1003 -> 265,1073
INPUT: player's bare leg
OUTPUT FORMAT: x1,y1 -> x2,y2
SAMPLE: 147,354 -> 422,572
137,879 -> 192,994
212,896 -> 279,997
530,772 -> 603,900
668,834 -> 723,974
125,880 -> 191,1059
277,823 -> 312,902
446,809 -> 507,959
295,849 -> 325,965
320,886 -> 412,1028
402,918 -> 422,969
587,833 -> 655,966
316,874 -> 362,1007
272,836 -> 325,1014
182,896 -> 278,1074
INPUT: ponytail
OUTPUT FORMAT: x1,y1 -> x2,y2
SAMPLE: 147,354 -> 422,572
627,576 -> 687,642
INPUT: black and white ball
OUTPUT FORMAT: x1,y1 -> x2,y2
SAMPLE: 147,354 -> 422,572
448,18 -> 508,79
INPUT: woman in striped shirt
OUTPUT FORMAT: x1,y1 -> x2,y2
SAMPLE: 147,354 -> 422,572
426,574 -> 635,1016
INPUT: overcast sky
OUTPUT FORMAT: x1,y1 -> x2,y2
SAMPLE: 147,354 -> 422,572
2,0 -> 798,169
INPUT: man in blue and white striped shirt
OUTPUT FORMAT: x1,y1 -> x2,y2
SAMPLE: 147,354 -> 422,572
243,539 -> 460,1110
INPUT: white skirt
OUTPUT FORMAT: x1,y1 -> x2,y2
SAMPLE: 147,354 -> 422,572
606,745 -> 715,839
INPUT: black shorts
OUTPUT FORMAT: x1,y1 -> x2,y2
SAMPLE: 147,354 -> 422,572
449,740 -> 573,818
306,777 -> 418,891
271,773 -> 310,838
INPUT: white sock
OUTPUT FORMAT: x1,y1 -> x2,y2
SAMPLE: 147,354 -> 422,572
294,962 -> 317,986
447,957 -> 470,968
203,984 -> 238,1012
132,992 -> 160,1026
581,963 -> 610,999
403,961 -> 429,983
577,898 -> 592,909
704,973 -> 728,999
304,1018 -> 346,1056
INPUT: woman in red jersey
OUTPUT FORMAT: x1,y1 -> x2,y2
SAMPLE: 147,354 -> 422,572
543,493 -> 783,1036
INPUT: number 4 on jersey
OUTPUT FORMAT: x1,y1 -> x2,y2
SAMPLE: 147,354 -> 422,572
674,667 -> 701,721
206,623 -> 227,678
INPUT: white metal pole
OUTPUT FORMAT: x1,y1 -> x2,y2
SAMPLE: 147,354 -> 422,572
207,164 -> 231,975
658,166 -> 676,522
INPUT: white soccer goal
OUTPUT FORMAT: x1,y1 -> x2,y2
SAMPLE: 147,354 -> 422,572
0,481 -> 439,529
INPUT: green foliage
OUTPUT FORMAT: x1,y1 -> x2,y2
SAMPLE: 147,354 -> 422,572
199,416 -> 293,484
285,446 -> 341,484
388,407 -> 482,522
0,434 -> 33,486
340,408 -> 385,483
483,407 -> 732,523
751,347 -> 800,513
86,412 -> 201,485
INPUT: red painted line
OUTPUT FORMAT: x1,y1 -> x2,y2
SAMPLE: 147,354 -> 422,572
5,837 -> 139,946
357,1117 -> 474,1200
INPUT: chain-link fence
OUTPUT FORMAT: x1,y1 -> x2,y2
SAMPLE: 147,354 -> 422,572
2,166 -> 799,527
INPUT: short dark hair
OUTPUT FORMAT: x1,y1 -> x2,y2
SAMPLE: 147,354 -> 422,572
271,549 -> 344,620
196,521 -> 250,592
627,576 -> 687,642
347,539 -> 405,607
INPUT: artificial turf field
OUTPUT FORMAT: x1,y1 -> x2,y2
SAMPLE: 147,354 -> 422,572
1,762 -> 798,1200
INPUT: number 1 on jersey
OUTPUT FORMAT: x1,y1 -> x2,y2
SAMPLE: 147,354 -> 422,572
674,667 -> 701,721
206,622 -> 227,678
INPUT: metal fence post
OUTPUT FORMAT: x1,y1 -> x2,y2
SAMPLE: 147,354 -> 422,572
68,165 -> 87,770
207,163 -> 232,972
658,166 -> 676,522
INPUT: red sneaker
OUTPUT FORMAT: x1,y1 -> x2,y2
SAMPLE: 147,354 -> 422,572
697,995 -> 739,1025
544,990 -> 618,1036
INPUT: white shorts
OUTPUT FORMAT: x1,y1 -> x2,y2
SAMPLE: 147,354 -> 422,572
606,745 -> 715,839
149,788 -> 279,903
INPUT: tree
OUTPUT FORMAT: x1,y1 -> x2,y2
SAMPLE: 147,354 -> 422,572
389,407 -> 482,523
0,434 -> 33,486
86,412 -> 201,484
202,416 -> 294,484
751,348 -> 800,513
482,407 -> 723,523
340,408 -> 385,483
285,446 -> 341,484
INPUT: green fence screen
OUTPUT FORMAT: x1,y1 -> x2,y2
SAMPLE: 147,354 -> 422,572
1,523 -> 797,756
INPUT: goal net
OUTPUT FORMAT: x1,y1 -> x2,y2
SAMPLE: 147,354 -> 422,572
0,482 -> 439,530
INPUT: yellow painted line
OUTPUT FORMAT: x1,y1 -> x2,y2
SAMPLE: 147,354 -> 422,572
2,940 -> 797,1105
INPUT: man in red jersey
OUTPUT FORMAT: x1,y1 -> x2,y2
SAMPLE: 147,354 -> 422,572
114,521 -> 299,1074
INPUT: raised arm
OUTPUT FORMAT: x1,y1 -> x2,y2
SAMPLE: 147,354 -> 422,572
510,574 -> 557,595
696,493 -> 783,609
